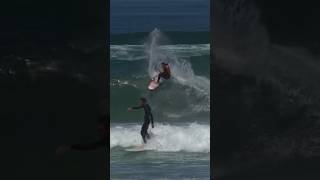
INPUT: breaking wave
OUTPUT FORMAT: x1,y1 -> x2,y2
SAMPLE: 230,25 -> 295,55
110,123 -> 210,153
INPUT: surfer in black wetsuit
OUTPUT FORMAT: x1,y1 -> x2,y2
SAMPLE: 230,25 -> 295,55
128,97 -> 154,143
157,62 -> 171,83
56,114 -> 108,155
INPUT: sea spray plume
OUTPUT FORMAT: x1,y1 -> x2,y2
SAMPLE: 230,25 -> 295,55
145,28 -> 170,79
144,29 -> 210,112
145,28 -> 199,82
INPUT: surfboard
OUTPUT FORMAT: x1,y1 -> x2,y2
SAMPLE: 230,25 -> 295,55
148,79 -> 160,91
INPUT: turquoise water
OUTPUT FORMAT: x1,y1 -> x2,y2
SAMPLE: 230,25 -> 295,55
110,30 -> 210,179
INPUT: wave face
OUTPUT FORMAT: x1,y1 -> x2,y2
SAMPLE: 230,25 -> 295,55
111,123 -> 210,153
110,29 -> 210,122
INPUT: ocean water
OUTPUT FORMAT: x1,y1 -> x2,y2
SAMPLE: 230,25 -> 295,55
110,0 -> 210,34
110,29 -> 210,179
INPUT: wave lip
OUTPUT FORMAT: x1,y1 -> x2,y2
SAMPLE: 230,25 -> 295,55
110,123 -> 210,153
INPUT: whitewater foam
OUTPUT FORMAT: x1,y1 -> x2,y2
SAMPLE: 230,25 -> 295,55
110,123 -> 210,153
110,79 -> 138,88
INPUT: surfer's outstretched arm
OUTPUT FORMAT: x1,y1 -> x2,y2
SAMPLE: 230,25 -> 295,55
131,105 -> 143,110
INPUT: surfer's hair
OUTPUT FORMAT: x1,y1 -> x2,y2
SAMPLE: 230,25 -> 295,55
140,97 -> 147,103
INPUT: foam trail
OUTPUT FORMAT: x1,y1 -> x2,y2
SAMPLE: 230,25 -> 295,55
110,123 -> 210,153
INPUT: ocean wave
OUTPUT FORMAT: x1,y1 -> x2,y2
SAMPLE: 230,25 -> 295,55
110,122 -> 210,153
111,44 -> 209,61
111,30 -> 210,120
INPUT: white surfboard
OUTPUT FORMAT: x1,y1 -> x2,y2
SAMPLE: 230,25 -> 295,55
148,79 -> 160,91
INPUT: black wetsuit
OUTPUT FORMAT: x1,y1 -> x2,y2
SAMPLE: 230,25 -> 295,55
132,103 -> 154,143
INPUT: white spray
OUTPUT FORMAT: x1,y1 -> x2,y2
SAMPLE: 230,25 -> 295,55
110,123 -> 210,153
144,28 -> 210,112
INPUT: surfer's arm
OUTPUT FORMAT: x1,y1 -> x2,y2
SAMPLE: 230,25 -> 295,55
131,105 -> 143,110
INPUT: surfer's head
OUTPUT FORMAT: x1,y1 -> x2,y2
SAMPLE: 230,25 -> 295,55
140,97 -> 147,104
161,62 -> 169,69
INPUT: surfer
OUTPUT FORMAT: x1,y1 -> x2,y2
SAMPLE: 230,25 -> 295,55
56,114 -> 107,155
156,62 -> 171,83
128,97 -> 154,143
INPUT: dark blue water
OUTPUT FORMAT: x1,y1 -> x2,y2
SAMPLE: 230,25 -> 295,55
111,0 -> 210,34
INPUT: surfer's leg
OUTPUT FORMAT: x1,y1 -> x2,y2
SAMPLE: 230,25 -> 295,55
157,73 -> 164,83
157,75 -> 161,83
140,123 -> 148,143
146,130 -> 150,139
145,122 -> 151,139
140,130 -> 147,143
144,118 -> 151,139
